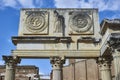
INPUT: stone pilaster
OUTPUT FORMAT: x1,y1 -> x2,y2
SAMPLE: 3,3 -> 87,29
3,56 -> 21,80
50,57 -> 65,80
97,57 -> 112,80
107,35 -> 120,80
112,49 -> 120,80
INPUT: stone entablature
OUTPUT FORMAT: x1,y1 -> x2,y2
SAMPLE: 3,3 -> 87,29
12,8 -> 101,58
12,49 -> 99,58
100,19 -> 120,56
100,19 -> 120,35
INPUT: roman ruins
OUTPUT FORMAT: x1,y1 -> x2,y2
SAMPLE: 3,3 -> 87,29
2,8 -> 120,80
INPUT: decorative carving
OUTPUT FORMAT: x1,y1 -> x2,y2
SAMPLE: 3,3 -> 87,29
97,57 -> 112,68
50,57 -> 65,69
96,57 -> 113,80
25,11 -> 48,33
54,10 -> 64,33
107,33 -> 120,51
2,56 -> 21,68
69,12 -> 92,33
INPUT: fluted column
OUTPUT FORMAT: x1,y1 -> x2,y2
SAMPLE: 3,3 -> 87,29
3,56 -> 21,80
97,57 -> 112,80
50,57 -> 65,80
112,49 -> 120,80
107,35 -> 120,80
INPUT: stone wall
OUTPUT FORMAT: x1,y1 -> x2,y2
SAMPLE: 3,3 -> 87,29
63,59 -> 115,80
0,65 -> 39,80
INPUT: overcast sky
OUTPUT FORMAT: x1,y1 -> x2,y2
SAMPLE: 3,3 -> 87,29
0,0 -> 120,75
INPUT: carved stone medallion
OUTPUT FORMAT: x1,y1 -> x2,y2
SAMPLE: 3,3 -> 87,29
25,11 -> 48,33
69,13 -> 92,33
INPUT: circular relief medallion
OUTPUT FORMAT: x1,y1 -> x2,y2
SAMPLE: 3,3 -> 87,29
25,12 -> 47,33
70,13 -> 92,33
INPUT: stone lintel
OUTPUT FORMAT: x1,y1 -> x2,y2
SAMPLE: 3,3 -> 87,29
12,50 -> 100,58
12,36 -> 72,45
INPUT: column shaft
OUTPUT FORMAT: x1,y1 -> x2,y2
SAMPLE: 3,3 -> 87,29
3,56 -> 21,80
97,57 -> 112,80
53,69 -> 62,80
113,50 -> 120,80
107,33 -> 120,80
100,64 -> 112,80
50,57 -> 65,80
5,63 -> 16,80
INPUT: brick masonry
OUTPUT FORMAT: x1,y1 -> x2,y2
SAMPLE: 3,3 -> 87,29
0,65 -> 39,80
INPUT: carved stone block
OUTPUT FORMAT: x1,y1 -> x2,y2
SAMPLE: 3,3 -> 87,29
16,9 -> 100,54
19,9 -> 49,35
69,11 -> 94,35
18,9 -> 99,37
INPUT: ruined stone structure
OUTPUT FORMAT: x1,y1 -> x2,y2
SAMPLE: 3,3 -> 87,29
63,59 -> 99,80
0,65 -> 39,80
100,19 -> 120,80
62,59 -> 115,80
2,8 -> 120,80
62,19 -> 120,80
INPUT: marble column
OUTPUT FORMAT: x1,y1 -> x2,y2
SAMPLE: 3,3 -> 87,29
107,35 -> 120,80
97,57 -> 112,80
3,56 -> 21,80
50,57 -> 65,80
112,49 -> 120,80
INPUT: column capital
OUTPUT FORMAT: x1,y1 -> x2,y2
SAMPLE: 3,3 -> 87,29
50,57 -> 65,69
96,57 -> 112,80
2,56 -> 21,64
96,56 -> 113,69
3,56 -> 21,80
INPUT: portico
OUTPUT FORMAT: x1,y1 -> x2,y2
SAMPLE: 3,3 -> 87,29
2,9 -> 120,80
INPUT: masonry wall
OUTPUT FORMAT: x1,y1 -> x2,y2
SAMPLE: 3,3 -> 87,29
63,59 -> 115,80
0,65 -> 39,80
0,66 -> 5,80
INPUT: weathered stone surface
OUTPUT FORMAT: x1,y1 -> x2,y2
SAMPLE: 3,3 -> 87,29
12,50 -> 100,58
9,8 -> 120,80
100,19 -> 120,80
100,19 -> 120,56
19,8 -> 100,36
0,65 -> 39,80
12,8 -> 101,58
3,56 -> 21,80
63,59 -> 99,80
50,57 -> 65,80
97,57 -> 112,80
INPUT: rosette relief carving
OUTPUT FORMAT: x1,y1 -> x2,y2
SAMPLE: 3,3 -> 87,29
25,11 -> 48,34
69,12 -> 93,34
